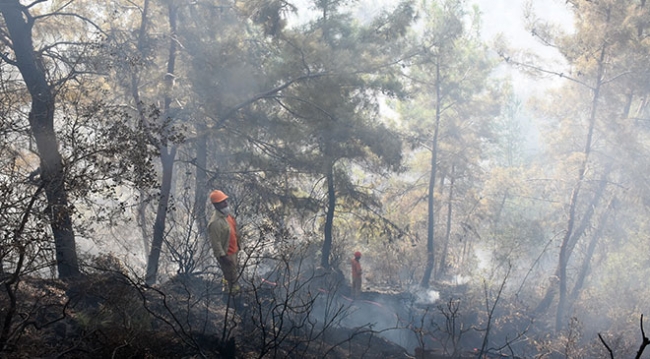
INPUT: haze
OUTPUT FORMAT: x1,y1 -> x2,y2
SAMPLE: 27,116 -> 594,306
0,0 -> 647,358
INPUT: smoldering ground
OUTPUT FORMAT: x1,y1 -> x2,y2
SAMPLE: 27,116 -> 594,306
240,259 -> 530,358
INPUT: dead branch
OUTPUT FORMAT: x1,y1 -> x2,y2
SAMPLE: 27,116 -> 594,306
478,263 -> 512,358
598,333 -> 614,359
635,314 -> 649,359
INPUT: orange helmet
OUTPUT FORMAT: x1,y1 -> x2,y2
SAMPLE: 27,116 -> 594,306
354,251 -> 361,258
210,190 -> 228,204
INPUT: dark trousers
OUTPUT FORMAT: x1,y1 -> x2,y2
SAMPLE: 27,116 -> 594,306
217,253 -> 238,287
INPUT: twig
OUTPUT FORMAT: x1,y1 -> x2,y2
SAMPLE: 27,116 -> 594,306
635,314 -> 649,359
598,333 -> 614,359
478,263 -> 511,358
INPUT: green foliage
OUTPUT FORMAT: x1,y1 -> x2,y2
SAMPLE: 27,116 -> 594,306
394,0 -> 501,286
5,0 -> 650,356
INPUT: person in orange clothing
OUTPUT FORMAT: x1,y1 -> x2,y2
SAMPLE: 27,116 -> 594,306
351,251 -> 362,299
208,190 -> 241,294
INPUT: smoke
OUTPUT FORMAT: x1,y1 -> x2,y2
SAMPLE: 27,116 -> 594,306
335,293 -> 421,352
413,287 -> 440,304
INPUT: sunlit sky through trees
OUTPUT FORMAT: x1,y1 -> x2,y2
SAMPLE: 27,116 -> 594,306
291,0 -> 572,93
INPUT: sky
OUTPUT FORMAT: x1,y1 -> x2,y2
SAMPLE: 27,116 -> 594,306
353,0 -> 574,47
472,0 -> 572,42
471,0 -> 573,89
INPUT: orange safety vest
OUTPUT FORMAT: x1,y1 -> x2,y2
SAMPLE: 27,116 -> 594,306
226,215 -> 238,255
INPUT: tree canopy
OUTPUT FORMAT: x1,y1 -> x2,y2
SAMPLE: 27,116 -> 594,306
2,0 -> 650,357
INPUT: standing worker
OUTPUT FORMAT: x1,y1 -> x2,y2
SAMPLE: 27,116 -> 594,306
208,190 -> 241,294
351,251 -> 362,299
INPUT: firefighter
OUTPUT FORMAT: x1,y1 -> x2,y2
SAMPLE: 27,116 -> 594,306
351,251 -> 362,299
208,190 -> 241,294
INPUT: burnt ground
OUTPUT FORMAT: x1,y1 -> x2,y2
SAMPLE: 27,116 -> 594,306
0,274 -> 518,358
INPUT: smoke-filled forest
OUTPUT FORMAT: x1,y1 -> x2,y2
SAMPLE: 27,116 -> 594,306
1,0 -> 649,358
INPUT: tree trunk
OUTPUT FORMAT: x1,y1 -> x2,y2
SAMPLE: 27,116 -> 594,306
138,190 -> 150,254
421,61 -> 442,289
568,196 -> 614,308
321,159 -> 336,269
193,129 -> 208,242
437,164 -> 455,281
146,147 -> 176,284
145,1 -> 179,285
131,0 -> 151,255
535,171 -> 607,317
0,2 -> 80,279
555,39 -> 607,331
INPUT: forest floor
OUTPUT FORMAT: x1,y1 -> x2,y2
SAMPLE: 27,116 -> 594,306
0,274 -> 512,358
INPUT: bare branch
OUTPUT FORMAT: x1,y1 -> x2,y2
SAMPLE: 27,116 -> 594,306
38,41 -> 98,54
602,71 -> 634,86
500,54 -> 593,89
635,314 -> 650,359
598,333 -> 614,359
51,0 -> 74,13
0,51 -> 17,66
32,12 -> 107,37
25,0 -> 48,9
478,263 -> 511,358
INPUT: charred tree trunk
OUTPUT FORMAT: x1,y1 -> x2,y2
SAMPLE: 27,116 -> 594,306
0,2 -> 80,279
146,1 -> 179,285
132,0 -> 151,257
146,147 -> 177,281
146,147 -> 176,284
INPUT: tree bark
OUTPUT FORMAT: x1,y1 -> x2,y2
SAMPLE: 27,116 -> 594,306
133,0 -> 151,256
145,1 -> 179,285
321,159 -> 336,269
568,196 -> 613,308
0,2 -> 80,279
193,129 -> 208,242
146,147 -> 177,284
437,164 -> 455,281
535,171 -> 607,318
421,61 -> 442,288
555,38 -> 608,331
